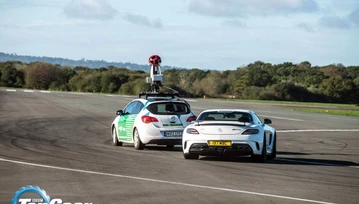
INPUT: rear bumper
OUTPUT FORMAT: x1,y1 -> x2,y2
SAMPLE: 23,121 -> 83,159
147,139 -> 182,145
138,126 -> 184,144
188,143 -> 254,156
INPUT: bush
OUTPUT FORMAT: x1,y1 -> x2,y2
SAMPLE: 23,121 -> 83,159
259,90 -> 280,100
119,78 -> 149,95
241,86 -> 265,100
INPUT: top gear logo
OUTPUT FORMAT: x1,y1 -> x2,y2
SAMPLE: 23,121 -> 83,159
11,186 -> 92,204
12,186 -> 50,204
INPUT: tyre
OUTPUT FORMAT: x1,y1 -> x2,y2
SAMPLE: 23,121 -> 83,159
183,153 -> 199,160
253,135 -> 267,163
112,127 -> 122,146
133,128 -> 145,150
166,145 -> 175,148
267,133 -> 276,160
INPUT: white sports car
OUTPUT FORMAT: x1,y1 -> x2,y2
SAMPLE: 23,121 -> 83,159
182,109 -> 276,162
111,93 -> 197,150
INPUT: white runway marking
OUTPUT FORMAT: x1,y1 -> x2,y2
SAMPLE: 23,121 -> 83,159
259,115 -> 304,121
40,90 -> 51,93
0,157 -> 335,204
277,129 -> 359,133
185,99 -> 197,102
6,89 -> 16,92
24,90 -> 34,92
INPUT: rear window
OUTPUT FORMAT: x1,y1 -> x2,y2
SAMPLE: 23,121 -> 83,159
147,102 -> 190,115
198,111 -> 253,122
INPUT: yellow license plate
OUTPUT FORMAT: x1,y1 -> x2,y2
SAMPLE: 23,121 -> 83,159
208,141 -> 231,146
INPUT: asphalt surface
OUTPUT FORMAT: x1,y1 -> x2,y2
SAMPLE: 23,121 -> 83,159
1,89 -> 358,204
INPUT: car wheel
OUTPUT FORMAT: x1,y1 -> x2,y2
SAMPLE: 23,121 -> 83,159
133,128 -> 145,150
166,145 -> 175,148
183,153 -> 199,160
253,135 -> 267,163
267,133 -> 276,160
112,127 -> 122,146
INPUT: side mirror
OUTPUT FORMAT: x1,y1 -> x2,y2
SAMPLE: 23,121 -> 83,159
116,110 -> 124,116
264,118 -> 272,124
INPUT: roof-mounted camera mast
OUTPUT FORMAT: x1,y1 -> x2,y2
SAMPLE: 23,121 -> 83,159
146,54 -> 164,92
142,54 -> 183,100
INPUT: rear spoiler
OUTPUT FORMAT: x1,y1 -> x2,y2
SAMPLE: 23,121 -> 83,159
193,120 -> 251,126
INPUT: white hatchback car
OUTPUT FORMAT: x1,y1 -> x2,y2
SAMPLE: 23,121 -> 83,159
182,109 -> 276,162
111,92 -> 197,150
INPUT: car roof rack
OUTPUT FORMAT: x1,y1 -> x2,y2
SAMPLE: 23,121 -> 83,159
138,92 -> 180,99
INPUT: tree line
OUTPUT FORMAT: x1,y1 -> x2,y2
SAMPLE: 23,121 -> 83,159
0,52 -> 179,71
1,60 -> 358,104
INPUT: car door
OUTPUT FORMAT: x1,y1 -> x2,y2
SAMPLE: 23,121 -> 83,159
252,112 -> 273,152
118,101 -> 136,141
125,101 -> 144,140
118,101 -> 144,142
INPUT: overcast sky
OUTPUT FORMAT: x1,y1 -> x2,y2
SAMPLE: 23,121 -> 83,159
0,0 -> 358,70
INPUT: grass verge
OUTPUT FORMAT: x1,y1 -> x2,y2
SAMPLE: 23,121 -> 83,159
293,108 -> 359,117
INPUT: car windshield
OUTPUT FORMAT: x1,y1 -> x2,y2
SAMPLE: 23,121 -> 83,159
147,102 -> 190,115
198,111 -> 253,122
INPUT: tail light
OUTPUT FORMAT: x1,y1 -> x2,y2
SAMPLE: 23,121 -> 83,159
242,129 -> 259,135
141,116 -> 158,124
186,128 -> 199,134
187,115 -> 197,122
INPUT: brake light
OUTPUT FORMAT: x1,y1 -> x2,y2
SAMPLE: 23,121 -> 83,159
187,115 -> 197,122
141,116 -> 159,124
186,128 -> 199,134
242,129 -> 259,135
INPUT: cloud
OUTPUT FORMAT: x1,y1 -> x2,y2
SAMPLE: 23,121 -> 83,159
221,20 -> 247,28
349,8 -> 359,26
319,16 -> 350,29
297,23 -> 314,32
123,13 -> 163,28
188,0 -> 319,18
0,20 -> 82,29
0,0 -> 65,9
64,0 -> 117,20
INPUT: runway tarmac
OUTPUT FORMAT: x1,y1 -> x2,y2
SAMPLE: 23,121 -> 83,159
1,89 -> 358,204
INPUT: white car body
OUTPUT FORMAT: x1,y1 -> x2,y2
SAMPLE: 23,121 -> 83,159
111,94 -> 197,150
182,109 -> 276,162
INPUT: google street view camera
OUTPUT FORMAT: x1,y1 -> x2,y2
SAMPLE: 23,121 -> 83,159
146,54 -> 164,92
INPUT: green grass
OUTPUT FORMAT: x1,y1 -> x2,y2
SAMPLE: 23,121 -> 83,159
294,108 -> 359,117
202,98 -> 359,109
2,87 -> 359,116
201,97 -> 359,116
